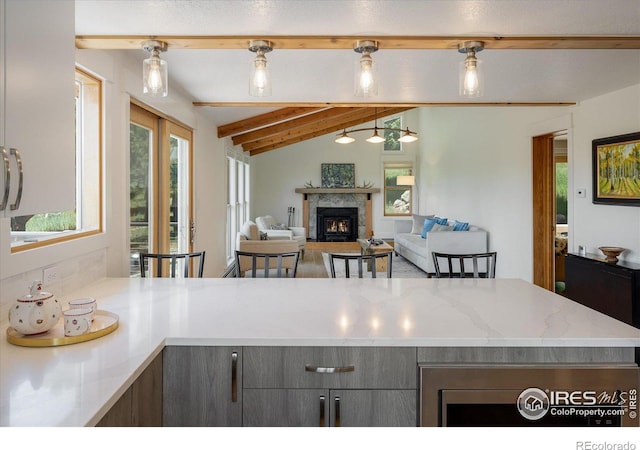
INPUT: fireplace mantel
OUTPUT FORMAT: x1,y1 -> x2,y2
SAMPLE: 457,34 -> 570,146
295,187 -> 380,240
295,188 -> 380,194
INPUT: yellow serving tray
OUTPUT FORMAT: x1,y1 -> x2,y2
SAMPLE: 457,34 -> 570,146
6,310 -> 119,347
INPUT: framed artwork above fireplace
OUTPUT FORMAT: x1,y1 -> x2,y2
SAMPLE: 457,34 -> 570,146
321,163 -> 355,188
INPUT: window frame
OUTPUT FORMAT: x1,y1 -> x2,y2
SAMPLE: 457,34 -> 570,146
10,66 -> 104,252
383,162 -> 414,217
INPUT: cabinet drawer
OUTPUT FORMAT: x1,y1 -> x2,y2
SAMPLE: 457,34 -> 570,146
243,347 -> 416,389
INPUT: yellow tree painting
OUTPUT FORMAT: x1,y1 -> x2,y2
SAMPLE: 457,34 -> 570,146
594,132 -> 640,205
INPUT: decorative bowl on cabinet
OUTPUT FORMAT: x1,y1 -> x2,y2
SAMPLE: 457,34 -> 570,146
598,246 -> 625,263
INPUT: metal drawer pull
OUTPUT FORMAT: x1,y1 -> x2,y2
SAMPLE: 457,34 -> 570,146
9,148 -> 23,211
334,396 -> 341,427
0,147 -> 9,211
304,365 -> 355,373
231,351 -> 238,402
319,395 -> 326,427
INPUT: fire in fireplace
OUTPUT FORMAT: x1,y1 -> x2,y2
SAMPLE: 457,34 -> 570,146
316,207 -> 358,242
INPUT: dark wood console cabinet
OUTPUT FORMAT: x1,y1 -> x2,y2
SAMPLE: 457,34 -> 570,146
564,253 -> 640,329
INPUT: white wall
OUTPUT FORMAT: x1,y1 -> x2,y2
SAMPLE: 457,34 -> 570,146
570,84 -> 640,260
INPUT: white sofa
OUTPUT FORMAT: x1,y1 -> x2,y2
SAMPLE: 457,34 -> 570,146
394,215 -> 488,275
255,215 -> 306,257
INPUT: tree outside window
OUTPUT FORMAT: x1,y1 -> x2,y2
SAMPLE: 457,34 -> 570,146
383,116 -> 402,151
384,164 -> 413,216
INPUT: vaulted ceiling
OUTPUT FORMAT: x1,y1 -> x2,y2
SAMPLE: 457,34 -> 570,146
215,106 -> 414,156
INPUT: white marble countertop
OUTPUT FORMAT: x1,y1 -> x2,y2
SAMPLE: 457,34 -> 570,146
1,277 -> 639,426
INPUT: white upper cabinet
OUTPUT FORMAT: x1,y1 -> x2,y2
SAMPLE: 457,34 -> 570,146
0,0 -> 75,217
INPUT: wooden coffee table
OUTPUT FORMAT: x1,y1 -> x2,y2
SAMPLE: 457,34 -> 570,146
357,239 -> 393,273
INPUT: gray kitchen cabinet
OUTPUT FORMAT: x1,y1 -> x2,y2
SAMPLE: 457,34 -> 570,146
242,347 -> 417,427
97,351 -> 163,427
163,346 -> 242,426
243,388 -> 329,427
243,388 -> 417,427
329,389 -> 417,427
0,0 -> 75,217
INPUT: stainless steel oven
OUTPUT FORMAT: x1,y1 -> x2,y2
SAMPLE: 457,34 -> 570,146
420,365 -> 639,427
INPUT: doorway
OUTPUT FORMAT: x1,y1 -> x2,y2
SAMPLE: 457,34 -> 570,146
129,103 -> 194,276
532,131 -> 568,292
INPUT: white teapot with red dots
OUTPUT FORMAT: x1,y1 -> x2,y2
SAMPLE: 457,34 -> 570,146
9,281 -> 61,335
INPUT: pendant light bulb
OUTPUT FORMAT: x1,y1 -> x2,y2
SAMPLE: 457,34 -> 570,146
249,40 -> 273,97
399,128 -> 418,143
142,41 -> 168,97
458,41 -> 484,98
335,130 -> 355,144
366,128 -> 385,144
354,40 -> 379,97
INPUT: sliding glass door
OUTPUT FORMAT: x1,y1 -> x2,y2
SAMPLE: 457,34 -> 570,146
129,103 -> 193,276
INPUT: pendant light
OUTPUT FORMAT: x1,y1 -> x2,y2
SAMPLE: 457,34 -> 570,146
335,130 -> 355,144
458,41 -> 484,98
354,40 -> 379,97
399,128 -> 418,143
334,109 -> 418,145
142,40 -> 168,97
248,40 -> 273,97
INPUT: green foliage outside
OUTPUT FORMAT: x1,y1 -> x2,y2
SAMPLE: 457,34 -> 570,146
556,162 -> 568,223
384,167 -> 411,215
383,117 -> 401,151
25,211 -> 76,231
130,123 -> 150,254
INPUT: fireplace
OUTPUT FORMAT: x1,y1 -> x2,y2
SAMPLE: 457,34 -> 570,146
316,207 -> 358,242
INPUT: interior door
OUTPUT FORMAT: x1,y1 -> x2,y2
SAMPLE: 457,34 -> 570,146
532,133 -> 555,290
532,132 -> 567,291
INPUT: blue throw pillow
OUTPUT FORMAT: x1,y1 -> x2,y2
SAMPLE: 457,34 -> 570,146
421,218 -> 437,238
435,216 -> 448,225
453,220 -> 469,231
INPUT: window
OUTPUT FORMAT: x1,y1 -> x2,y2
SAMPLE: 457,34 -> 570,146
10,68 -> 103,250
226,148 -> 250,265
383,116 -> 402,152
383,163 -> 413,216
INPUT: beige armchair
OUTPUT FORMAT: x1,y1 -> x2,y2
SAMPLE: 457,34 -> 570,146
236,222 -> 300,276
255,215 -> 306,257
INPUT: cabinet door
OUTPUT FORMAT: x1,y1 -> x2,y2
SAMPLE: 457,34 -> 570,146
565,254 -> 634,325
243,389 -> 328,427
2,0 -> 75,216
329,390 -> 417,427
97,352 -> 163,427
163,346 -> 242,426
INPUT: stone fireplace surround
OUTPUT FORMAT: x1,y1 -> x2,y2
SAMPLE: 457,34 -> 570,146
294,188 -> 380,241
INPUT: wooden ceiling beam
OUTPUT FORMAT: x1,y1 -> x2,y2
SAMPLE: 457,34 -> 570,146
202,101 -> 576,108
76,35 -> 640,50
245,107 -> 413,155
232,107 -> 364,145
217,107 -> 325,138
